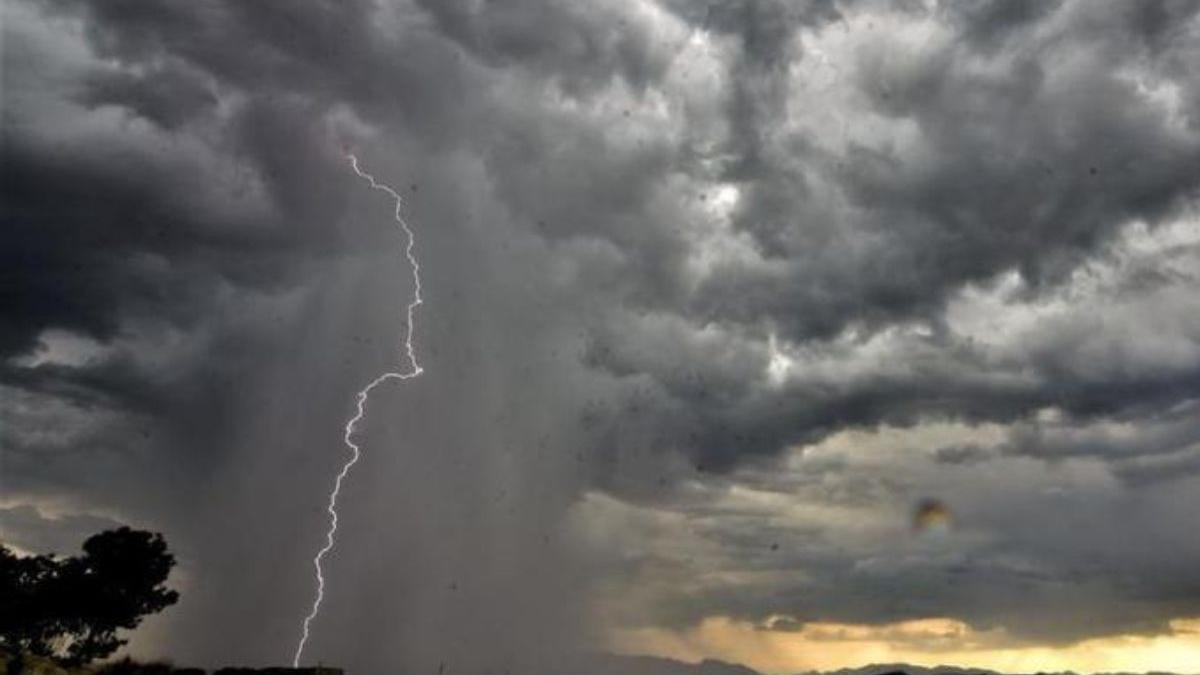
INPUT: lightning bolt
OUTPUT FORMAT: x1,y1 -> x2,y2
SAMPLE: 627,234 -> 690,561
293,154 -> 424,667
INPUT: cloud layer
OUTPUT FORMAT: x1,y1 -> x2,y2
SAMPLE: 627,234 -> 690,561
3,0 -> 1200,672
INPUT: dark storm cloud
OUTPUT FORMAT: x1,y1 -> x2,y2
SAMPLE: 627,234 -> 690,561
579,0 -> 1200,469
932,444 -> 994,466
4,0 -> 1200,668
80,63 -> 219,132
3,0 -> 618,669
1114,446 -> 1200,486
943,0 -> 1063,50
0,133 -> 295,359
415,0 -> 675,96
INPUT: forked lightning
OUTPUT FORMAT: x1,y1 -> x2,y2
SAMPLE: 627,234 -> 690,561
293,154 -> 424,666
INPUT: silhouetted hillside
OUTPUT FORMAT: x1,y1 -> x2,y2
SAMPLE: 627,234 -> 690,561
0,650 -> 341,675
574,654 -> 761,675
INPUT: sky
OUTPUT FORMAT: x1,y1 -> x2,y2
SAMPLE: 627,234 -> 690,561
2,1 -> 1200,673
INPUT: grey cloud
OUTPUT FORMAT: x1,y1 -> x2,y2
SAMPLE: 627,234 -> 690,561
4,0 -> 1200,667
942,0 -> 1064,51
591,441 -> 1200,644
570,0 -> 1200,475
416,0 -> 676,96
0,504 -> 126,555
80,62 -> 219,131
1005,402 -> 1200,462
932,444 -> 994,466
4,1 -> 618,670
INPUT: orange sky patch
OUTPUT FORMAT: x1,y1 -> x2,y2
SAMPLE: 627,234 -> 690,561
612,616 -> 1200,674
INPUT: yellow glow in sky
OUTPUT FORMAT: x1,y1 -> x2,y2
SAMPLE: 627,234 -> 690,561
612,616 -> 1200,674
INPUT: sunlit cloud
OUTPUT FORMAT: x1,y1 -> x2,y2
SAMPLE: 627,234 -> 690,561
614,616 -> 1200,674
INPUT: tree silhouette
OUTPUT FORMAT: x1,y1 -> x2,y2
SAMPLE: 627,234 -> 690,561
0,545 -> 59,654
0,527 -> 179,665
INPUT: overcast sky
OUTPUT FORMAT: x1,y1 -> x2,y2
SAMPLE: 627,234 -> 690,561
3,1 -> 1200,673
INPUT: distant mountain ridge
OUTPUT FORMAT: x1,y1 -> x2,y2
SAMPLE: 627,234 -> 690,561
589,655 -> 1193,675
581,655 -> 1192,675
802,663 -> 1191,675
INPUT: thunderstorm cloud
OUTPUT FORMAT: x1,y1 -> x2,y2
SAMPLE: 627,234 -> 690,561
3,0 -> 1200,672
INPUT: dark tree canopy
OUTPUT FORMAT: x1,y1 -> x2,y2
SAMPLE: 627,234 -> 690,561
0,527 -> 179,665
